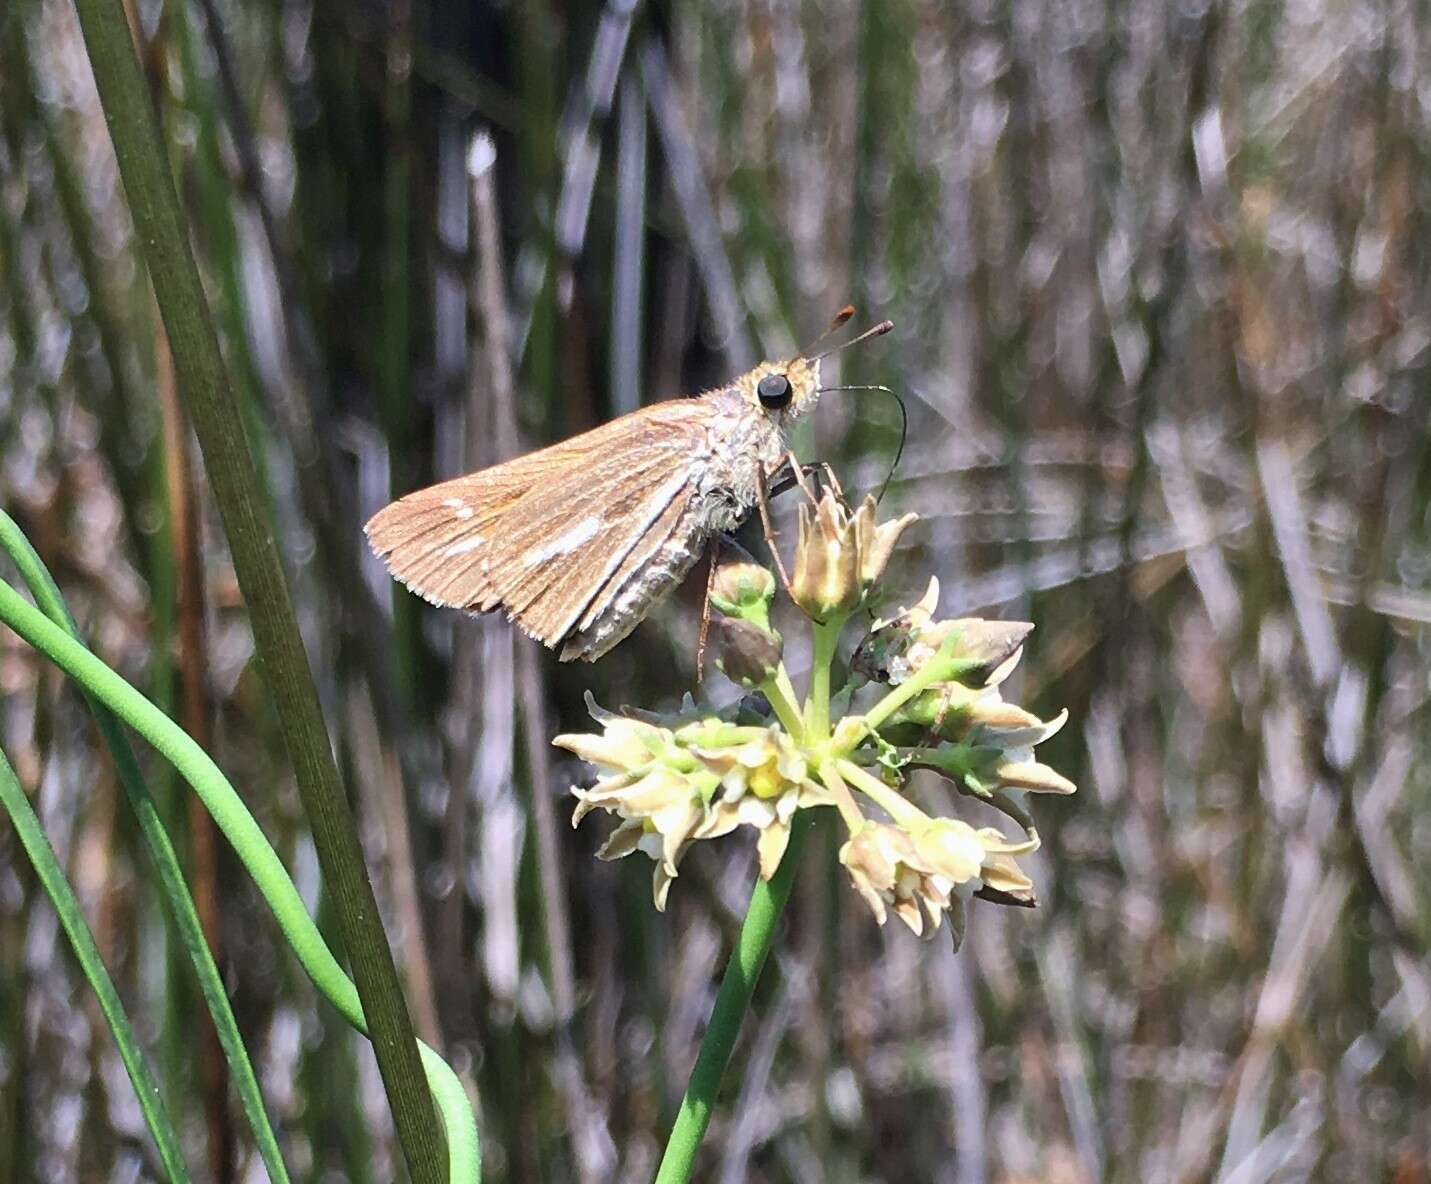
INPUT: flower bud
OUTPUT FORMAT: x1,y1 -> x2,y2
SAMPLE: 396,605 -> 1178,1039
709,551 -> 777,628
991,756 -> 1077,795
711,616 -> 784,688
790,492 -> 862,620
852,577 -> 1033,686
789,490 -> 919,621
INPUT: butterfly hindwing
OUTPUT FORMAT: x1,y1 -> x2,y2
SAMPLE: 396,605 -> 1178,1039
364,399 -> 716,659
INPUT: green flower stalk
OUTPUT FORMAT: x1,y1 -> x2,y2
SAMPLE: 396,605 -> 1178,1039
555,484 -> 1078,1180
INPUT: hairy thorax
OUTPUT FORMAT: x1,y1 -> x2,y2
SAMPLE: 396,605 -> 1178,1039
691,386 -> 788,533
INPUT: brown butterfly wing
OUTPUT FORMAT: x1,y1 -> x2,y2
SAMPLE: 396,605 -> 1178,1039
364,399 -> 716,657
363,458 -> 532,612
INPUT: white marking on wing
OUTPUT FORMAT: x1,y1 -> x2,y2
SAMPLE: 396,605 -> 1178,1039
521,514 -> 602,567
571,472 -> 693,634
443,535 -> 485,557
442,497 -> 466,509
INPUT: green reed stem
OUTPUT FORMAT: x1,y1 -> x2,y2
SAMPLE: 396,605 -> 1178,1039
0,511 -> 291,1183
66,0 -> 444,1176
0,745 -> 191,1184
0,578 -> 480,1182
653,810 -> 812,1184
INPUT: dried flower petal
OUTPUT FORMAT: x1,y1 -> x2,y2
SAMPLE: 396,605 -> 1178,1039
852,495 -> 918,590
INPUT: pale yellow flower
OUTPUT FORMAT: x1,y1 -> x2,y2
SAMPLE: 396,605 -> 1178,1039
569,766 -> 707,875
910,818 -> 1038,889
692,728 -> 831,880
840,818 -> 1041,941
553,700 -> 672,777
560,710 -> 833,909
839,822 -> 963,938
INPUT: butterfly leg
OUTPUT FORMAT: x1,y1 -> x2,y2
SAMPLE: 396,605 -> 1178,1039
766,452 -> 821,502
696,540 -> 720,682
755,465 -> 796,597
810,460 -> 846,502
766,456 -> 846,505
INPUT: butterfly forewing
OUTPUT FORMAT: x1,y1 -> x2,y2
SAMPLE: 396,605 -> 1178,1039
487,458 -> 693,641
364,399 -> 716,659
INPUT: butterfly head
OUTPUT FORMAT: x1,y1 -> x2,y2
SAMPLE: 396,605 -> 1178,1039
736,311 -> 894,426
741,357 -> 822,423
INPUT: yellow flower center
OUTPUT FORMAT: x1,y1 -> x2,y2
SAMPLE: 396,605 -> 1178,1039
748,759 -> 786,799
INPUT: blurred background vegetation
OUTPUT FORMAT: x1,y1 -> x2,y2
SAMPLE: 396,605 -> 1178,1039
2,0 -> 1430,1180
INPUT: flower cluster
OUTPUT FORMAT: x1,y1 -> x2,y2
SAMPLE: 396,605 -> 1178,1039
557,702 -> 832,909
554,486 -> 1075,947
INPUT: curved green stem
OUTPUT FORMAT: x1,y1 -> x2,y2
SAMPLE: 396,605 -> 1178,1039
0,578 -> 480,1181
835,758 -> 928,829
0,511 -> 290,1183
856,635 -> 964,738
815,758 -> 867,832
760,664 -> 805,741
653,811 -> 812,1184
0,747 -> 192,1184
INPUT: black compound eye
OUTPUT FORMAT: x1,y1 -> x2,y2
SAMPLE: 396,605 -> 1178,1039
757,372 -> 793,409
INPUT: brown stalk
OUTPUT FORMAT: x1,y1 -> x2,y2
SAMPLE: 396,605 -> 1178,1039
156,322 -> 232,1183
469,138 -> 576,1013
66,0 -> 443,1168
467,131 -> 610,1175
346,687 -> 442,1049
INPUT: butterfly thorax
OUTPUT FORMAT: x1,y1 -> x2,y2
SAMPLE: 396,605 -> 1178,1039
688,385 -> 788,531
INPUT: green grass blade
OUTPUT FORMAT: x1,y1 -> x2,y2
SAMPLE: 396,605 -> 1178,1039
0,510 -> 292,1184
0,745 -> 191,1184
0,574 -> 480,1183
64,0 -> 444,1176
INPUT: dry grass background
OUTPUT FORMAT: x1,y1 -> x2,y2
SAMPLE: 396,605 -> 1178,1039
1,0 -> 1429,1180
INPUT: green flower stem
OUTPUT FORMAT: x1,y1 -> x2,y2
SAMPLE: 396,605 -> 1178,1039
0,747 -> 192,1184
835,758 -> 927,829
0,511 -> 291,1183
760,665 -> 805,742
67,0 -> 443,1175
0,579 -> 480,1182
804,617 -> 845,743
854,636 -> 963,738
845,748 -> 1043,840
653,810 -> 812,1184
815,759 -> 866,832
